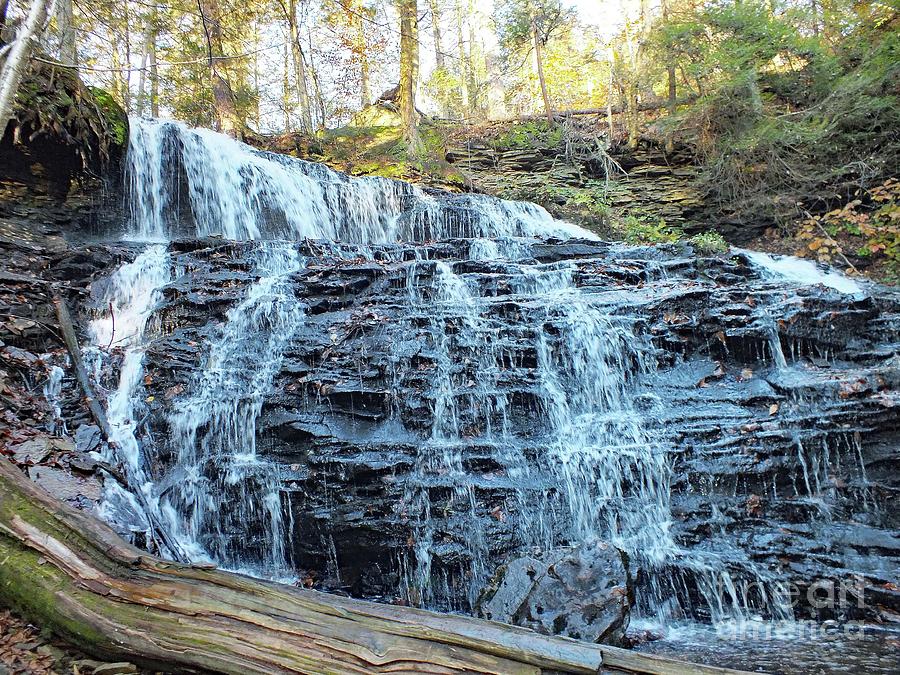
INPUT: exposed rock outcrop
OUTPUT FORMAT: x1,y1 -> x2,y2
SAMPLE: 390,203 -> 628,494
41,237 -> 897,623
477,542 -> 632,645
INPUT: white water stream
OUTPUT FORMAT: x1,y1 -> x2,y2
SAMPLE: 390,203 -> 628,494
87,117 -> 864,624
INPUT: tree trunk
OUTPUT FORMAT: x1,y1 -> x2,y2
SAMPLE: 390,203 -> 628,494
135,32 -> 148,117
308,30 -> 326,129
199,0 -> 242,136
148,5 -> 159,117
0,0 -> 51,127
427,0 -> 445,116
455,0 -> 469,111
531,17 -> 553,123
661,0 -> 676,153
429,0 -> 445,70
349,0 -> 370,109
0,456 -> 752,675
287,0 -> 313,133
56,0 -> 77,65
607,45 -> 615,140
398,0 -> 420,155
282,40 -> 292,131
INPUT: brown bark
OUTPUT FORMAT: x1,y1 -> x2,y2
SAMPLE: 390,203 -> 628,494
285,0 -> 313,133
531,17 -> 553,124
0,456 -> 757,675
398,0 -> 420,154
198,0 -> 241,136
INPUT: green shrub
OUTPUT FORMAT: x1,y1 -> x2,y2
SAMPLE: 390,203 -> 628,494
614,215 -> 683,245
689,231 -> 730,254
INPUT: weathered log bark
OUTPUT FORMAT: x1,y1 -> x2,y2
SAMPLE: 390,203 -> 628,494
52,295 -> 114,443
0,457 -> 754,675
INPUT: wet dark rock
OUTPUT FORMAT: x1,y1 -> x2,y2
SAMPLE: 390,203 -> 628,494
21,234 -> 898,622
75,424 -> 102,454
476,542 -> 631,645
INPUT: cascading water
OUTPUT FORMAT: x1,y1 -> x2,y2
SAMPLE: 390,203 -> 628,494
99,117 -> 580,577
87,244 -> 174,552
89,117 -> 879,631
159,243 -> 304,576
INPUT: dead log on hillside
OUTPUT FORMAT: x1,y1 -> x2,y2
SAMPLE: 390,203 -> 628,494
0,458 -> 754,675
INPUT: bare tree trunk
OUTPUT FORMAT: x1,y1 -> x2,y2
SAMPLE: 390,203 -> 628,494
356,2 -> 370,108
531,17 -> 553,123
428,0 -> 444,69
0,0 -> 52,127
427,0 -> 445,115
307,31 -> 326,129
455,0 -> 469,111
286,0 -> 313,132
661,0 -> 676,153
135,32 -> 148,117
398,0 -> 420,154
56,0 -> 76,65
148,5 -> 159,117
282,40 -> 292,131
198,0 -> 242,136
606,45 -> 615,140
0,456 -> 743,675
466,0 -> 479,112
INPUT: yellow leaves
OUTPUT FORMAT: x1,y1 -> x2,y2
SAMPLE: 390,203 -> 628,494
768,403 -> 779,416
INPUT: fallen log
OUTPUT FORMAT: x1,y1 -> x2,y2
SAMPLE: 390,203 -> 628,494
0,457 -> 756,674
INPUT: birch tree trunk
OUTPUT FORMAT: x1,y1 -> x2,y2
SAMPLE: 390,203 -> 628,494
0,0 -> 52,128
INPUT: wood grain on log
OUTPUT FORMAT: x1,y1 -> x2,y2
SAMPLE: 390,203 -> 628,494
0,458 -> 757,674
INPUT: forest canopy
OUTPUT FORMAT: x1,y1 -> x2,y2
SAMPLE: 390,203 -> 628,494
0,0 -> 898,264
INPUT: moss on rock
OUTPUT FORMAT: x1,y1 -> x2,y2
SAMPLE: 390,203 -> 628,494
89,87 -> 129,148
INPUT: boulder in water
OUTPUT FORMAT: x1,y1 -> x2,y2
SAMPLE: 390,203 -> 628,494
476,541 -> 631,645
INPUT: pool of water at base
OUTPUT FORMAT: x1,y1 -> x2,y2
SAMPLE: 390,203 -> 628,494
632,620 -> 900,674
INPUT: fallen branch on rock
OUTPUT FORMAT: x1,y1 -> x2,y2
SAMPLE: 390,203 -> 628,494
0,457 -> 756,675
51,294 -> 187,562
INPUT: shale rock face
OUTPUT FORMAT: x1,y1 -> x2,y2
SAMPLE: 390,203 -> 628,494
445,136 -> 705,235
63,236 -> 899,622
476,542 -> 631,645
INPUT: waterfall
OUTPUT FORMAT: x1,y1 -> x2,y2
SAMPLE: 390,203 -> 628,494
102,118 -> 590,576
123,118 -> 588,243
87,245 -> 173,552
160,243 -> 304,576
91,117 -> 868,623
